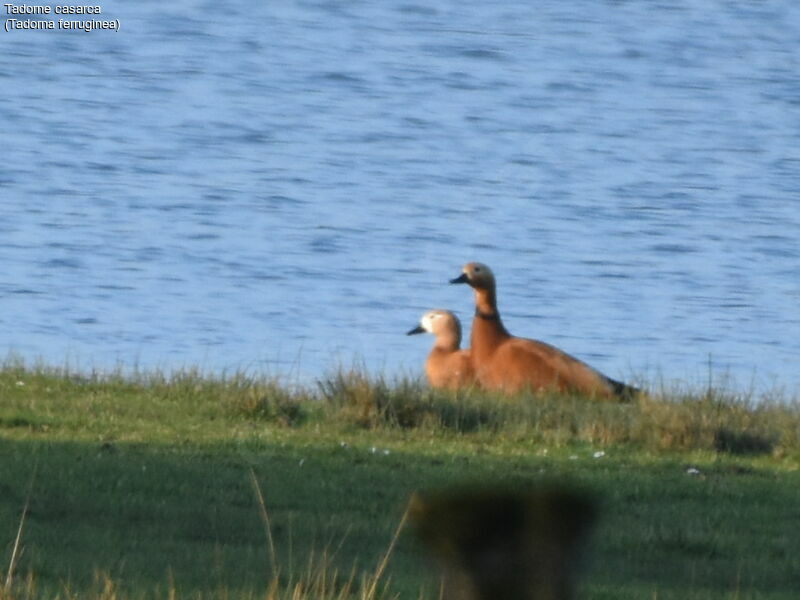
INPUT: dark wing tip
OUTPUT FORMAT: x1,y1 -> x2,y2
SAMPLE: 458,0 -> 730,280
607,378 -> 640,400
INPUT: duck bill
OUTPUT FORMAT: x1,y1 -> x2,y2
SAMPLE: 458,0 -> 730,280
449,273 -> 469,284
406,325 -> 426,336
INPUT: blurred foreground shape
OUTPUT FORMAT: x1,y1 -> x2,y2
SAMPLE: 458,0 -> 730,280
410,485 -> 596,600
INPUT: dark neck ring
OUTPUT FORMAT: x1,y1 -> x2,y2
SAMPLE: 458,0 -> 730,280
475,309 -> 500,320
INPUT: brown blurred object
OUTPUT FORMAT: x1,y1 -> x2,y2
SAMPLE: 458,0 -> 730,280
409,485 -> 597,600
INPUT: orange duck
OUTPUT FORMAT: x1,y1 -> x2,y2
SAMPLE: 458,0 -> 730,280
450,262 -> 637,399
407,309 -> 476,390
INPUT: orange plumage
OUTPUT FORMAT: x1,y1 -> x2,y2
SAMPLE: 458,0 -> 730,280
451,263 -> 636,399
407,309 -> 476,390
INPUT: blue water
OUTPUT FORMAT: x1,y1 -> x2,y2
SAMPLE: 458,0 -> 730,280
2,1 -> 799,395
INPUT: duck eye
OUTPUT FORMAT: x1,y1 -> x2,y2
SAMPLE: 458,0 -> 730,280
474,266 -> 481,272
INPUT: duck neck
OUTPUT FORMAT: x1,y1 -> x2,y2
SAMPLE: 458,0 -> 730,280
471,287 -> 509,358
434,330 -> 461,353
474,287 -> 499,319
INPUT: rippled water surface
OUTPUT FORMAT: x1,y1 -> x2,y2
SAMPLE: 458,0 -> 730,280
2,1 -> 799,394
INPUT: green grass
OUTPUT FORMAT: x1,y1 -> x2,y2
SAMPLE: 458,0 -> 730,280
1,359 -> 800,599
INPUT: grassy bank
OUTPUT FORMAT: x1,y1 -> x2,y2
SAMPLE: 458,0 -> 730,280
1,361 -> 799,599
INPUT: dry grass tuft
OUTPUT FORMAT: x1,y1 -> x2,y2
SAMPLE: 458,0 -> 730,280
312,370 -> 800,455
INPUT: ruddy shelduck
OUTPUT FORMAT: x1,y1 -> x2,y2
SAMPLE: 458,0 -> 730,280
407,309 -> 476,390
450,262 -> 637,399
